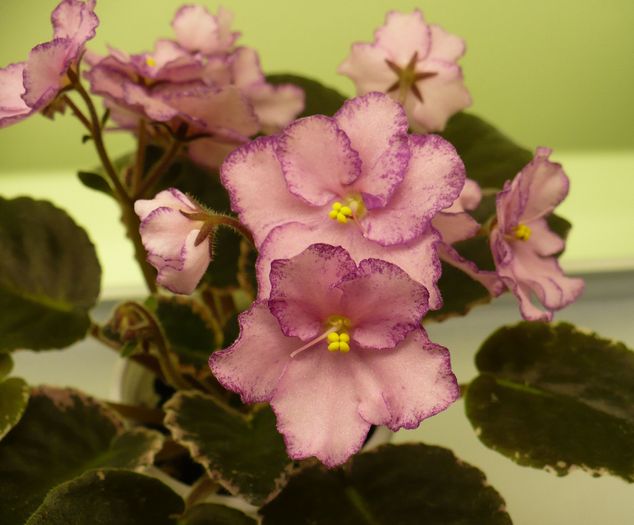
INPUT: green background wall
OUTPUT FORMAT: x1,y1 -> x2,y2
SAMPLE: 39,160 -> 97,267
0,0 -> 632,172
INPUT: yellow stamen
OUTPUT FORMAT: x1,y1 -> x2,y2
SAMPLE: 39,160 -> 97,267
146,56 -> 157,67
513,223 -> 532,241
325,330 -> 351,353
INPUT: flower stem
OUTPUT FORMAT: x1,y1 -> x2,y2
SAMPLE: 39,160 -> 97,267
134,138 -> 182,199
68,71 -> 157,293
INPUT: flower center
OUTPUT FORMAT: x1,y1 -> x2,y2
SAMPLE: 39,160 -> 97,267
289,315 -> 352,358
327,196 -> 365,225
146,56 -> 157,67
513,223 -> 532,241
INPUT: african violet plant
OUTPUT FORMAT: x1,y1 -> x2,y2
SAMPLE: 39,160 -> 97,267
1,2 -> 632,524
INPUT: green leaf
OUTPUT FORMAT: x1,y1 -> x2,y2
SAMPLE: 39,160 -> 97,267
261,443 -> 512,525
267,74 -> 347,117
0,386 -> 163,524
164,391 -> 291,505
155,295 -> 219,366
465,322 -> 634,482
0,352 -> 13,379
0,376 -> 29,441
178,503 -> 257,525
25,469 -> 184,525
441,112 -> 533,189
76,171 -> 113,196
0,197 -> 101,351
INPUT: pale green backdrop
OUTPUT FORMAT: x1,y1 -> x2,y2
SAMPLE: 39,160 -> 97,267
0,0 -> 633,171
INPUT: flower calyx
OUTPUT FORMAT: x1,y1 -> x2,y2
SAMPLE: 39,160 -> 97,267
385,52 -> 438,104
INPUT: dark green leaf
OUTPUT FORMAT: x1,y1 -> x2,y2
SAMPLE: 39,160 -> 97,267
0,386 -> 163,524
267,74 -> 346,117
0,377 -> 29,440
178,503 -> 256,525
261,443 -> 512,525
0,197 -> 101,351
466,322 -> 634,481
155,295 -> 219,366
164,391 -> 291,505
0,352 -> 12,379
25,469 -> 184,525
76,171 -> 113,196
441,112 -> 533,189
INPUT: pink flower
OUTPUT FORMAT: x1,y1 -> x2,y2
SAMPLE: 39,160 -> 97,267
433,179 -> 504,295
490,148 -> 584,321
135,188 -> 213,294
221,93 -> 465,308
209,244 -> 458,467
0,0 -> 99,128
85,5 -> 303,169
338,10 -> 471,132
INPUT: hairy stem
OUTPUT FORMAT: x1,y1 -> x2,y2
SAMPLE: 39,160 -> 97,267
134,138 -> 182,199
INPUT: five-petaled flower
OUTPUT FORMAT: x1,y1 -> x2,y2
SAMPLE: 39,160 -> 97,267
490,147 -> 584,321
209,244 -> 459,467
0,0 -> 99,128
337,10 -> 471,132
221,92 -> 466,309
135,188 -> 214,294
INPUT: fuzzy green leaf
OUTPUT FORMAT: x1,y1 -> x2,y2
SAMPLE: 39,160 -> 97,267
0,197 -> 101,351
164,391 -> 291,505
466,322 -> 634,481
178,503 -> 257,525
25,470 -> 184,525
0,386 -> 163,524
261,443 -> 512,525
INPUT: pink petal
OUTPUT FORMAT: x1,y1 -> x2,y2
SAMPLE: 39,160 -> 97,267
22,39 -> 71,109
221,136 -> 323,247
334,93 -> 410,209
51,0 -> 98,52
437,243 -> 504,297
134,188 -> 197,221
360,329 -> 459,430
337,43 -> 394,94
0,62 -> 32,128
246,82 -> 305,133
521,148 -> 570,223
448,178 -> 481,213
122,83 -> 178,122
509,241 -> 584,311
209,302 -> 293,403
527,218 -> 565,256
410,61 -> 472,132
360,134 -> 465,245
270,349 -> 375,467
276,115 -> 362,206
188,137 -> 240,171
163,85 -> 259,136
268,244 -> 354,340
138,207 -> 198,264
155,228 -> 211,295
427,24 -> 466,62
231,47 -> 264,87
338,259 -> 428,350
375,10 -> 431,64
432,210 -> 480,245
171,4 -> 221,54
257,222 -> 444,310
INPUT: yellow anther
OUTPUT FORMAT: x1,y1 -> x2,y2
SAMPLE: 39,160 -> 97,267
146,56 -> 157,67
328,201 -> 354,224
513,223 -> 532,241
325,328 -> 351,353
